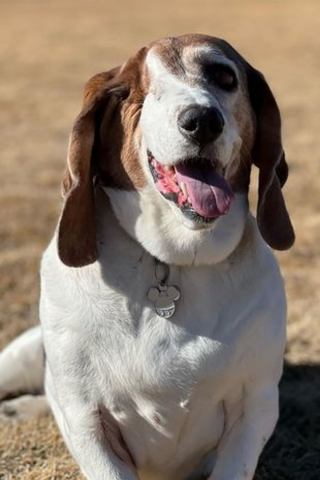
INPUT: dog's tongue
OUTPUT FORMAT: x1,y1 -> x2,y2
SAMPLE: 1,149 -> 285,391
175,161 -> 234,218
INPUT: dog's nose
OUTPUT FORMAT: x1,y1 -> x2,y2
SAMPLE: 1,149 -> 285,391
178,106 -> 224,145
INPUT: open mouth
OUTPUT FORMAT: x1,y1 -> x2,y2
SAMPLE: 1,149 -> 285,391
148,151 -> 234,223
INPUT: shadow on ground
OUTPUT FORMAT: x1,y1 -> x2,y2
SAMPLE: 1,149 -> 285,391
256,362 -> 320,480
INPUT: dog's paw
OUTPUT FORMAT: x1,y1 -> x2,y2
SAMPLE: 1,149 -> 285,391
0,394 -> 49,422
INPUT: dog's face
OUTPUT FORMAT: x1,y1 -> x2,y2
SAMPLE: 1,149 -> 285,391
57,35 -> 294,267
141,37 -> 252,228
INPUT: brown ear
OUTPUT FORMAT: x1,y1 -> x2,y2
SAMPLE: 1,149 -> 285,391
248,68 -> 295,250
58,68 -> 125,267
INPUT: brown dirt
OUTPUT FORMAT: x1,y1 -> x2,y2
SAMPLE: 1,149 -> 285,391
0,0 -> 319,478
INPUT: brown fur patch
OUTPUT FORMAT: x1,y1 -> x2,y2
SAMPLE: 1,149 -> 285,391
227,92 -> 256,194
94,48 -> 149,191
58,47 -> 150,267
151,37 -> 186,77
58,113 -> 97,267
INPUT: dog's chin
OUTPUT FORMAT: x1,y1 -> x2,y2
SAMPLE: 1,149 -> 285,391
168,201 -> 220,231
147,150 -> 235,230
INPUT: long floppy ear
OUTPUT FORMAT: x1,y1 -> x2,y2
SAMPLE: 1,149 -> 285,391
248,68 -> 295,250
58,67 -> 125,267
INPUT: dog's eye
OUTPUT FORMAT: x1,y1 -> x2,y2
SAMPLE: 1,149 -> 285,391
206,64 -> 237,91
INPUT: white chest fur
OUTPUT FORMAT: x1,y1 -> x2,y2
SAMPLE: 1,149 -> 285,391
40,195 -> 286,480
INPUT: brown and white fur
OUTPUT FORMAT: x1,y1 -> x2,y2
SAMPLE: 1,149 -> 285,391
0,34 -> 294,480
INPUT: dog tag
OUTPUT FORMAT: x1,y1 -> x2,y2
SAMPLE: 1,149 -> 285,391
148,284 -> 180,318
148,259 -> 181,318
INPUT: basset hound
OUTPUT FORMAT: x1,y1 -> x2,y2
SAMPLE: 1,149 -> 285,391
0,34 -> 294,480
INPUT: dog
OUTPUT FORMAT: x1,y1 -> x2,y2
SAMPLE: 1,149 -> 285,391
0,34 -> 294,480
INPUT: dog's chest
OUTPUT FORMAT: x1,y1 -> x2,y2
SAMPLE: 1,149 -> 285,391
71,258 -> 253,469
86,297 -> 228,471
98,309 -> 229,399
42,222 -> 281,476
87,257 -> 242,394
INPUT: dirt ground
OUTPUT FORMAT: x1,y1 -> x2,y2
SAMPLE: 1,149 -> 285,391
0,0 -> 319,478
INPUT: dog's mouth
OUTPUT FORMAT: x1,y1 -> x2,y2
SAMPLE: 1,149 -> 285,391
148,151 -> 234,222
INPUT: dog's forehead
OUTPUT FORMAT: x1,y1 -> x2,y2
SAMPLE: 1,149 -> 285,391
147,35 -> 244,79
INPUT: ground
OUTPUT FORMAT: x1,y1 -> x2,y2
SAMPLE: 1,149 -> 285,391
0,0 -> 319,478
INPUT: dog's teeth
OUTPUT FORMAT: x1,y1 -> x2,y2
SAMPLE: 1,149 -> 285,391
181,182 -> 188,197
164,165 -> 174,172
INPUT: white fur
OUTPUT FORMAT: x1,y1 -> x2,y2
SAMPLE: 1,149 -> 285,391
105,185 -> 248,266
0,44 -> 287,480
37,190 -> 286,480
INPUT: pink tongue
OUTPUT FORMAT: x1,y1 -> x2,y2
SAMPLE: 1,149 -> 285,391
175,162 -> 234,218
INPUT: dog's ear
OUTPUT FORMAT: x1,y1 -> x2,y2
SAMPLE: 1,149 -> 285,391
248,67 -> 295,250
58,67 -> 127,267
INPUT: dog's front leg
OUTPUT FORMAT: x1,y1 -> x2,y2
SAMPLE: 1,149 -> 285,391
210,384 -> 279,480
46,370 -> 138,480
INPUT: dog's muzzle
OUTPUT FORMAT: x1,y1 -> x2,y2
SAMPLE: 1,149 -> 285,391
148,151 -> 235,223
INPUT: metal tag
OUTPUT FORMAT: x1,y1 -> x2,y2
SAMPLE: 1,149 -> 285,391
148,284 -> 181,318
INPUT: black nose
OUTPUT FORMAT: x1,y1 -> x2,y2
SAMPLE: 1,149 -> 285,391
178,105 -> 224,145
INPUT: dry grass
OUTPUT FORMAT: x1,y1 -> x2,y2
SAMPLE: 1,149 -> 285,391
0,417 -> 81,480
0,0 -> 319,478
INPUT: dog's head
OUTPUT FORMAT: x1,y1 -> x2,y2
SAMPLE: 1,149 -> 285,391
58,34 -> 294,267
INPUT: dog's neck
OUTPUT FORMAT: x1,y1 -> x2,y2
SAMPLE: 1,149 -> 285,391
98,185 -> 249,267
